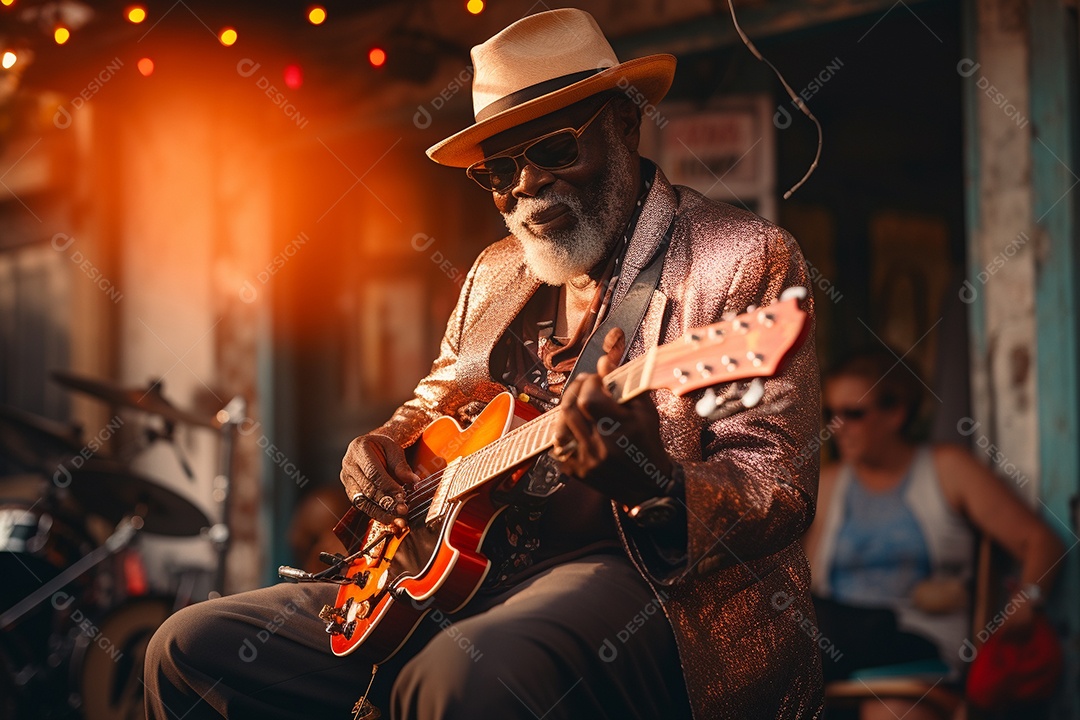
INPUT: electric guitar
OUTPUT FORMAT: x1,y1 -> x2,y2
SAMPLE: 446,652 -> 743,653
303,288 -> 810,663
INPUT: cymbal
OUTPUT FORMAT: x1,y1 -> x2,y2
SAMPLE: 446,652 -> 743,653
0,404 -> 84,472
51,371 -> 221,430
63,459 -> 211,537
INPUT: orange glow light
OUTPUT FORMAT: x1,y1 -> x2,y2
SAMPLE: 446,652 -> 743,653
126,5 -> 146,23
1,51 -> 16,69
54,26 -> 70,44
219,28 -> 238,46
0,0 -> 14,7
137,57 -> 154,76
307,6 -> 326,25
368,47 -> 386,68
466,0 -> 484,14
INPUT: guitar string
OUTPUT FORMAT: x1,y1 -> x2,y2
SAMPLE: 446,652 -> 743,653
395,363 -> 639,522
394,308 -> 781,523
386,353 -> 659,523
391,319 -> 745,519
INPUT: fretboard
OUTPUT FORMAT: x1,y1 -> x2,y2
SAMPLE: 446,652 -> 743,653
442,356 -> 649,502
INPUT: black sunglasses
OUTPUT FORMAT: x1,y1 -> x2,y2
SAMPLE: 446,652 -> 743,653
466,99 -> 613,193
824,406 -> 872,423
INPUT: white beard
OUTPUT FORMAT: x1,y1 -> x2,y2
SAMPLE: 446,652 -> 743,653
501,118 -> 635,286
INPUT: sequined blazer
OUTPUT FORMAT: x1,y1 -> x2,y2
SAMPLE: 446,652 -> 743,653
374,166 -> 824,719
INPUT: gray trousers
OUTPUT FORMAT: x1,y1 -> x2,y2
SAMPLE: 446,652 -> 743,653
144,552 -> 692,719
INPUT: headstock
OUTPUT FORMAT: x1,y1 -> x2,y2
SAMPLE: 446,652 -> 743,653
644,287 -> 809,398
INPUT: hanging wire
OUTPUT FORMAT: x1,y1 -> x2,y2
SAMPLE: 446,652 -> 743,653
727,0 -> 823,199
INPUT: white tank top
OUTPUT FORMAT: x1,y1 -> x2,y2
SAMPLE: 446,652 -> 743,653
812,446 -> 975,674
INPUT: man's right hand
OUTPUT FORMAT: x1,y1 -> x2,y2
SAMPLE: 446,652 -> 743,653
340,434 -> 419,528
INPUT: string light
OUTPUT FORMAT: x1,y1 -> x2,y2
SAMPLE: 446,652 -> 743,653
466,0 -> 484,14
137,57 -> 154,76
368,47 -> 386,68
284,64 -> 303,90
219,27 -> 238,46
126,5 -> 147,23
54,26 -> 70,44
307,6 -> 326,25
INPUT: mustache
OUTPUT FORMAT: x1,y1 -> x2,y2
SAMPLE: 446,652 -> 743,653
505,192 -> 572,226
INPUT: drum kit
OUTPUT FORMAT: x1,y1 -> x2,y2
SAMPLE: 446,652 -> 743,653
0,374 -> 245,720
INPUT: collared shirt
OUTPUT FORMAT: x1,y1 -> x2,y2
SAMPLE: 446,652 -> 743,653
480,166 -> 656,591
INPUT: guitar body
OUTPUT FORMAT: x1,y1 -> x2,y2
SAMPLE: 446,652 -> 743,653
328,392 -> 538,662
317,291 -> 810,664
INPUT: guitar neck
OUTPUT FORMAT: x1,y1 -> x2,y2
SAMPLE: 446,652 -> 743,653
444,358 -> 647,501
439,292 -> 809,504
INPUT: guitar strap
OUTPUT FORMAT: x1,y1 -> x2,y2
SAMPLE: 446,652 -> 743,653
518,211 -> 676,500
566,210 -> 676,382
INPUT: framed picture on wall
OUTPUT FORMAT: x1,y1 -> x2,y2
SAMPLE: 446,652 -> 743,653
642,95 -> 776,222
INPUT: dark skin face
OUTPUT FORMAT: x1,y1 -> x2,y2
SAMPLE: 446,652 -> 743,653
480,95 -> 643,244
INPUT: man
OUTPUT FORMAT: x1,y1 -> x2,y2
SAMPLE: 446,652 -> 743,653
145,8 -> 823,719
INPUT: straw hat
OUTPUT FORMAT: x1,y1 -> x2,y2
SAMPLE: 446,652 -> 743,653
426,8 -> 675,168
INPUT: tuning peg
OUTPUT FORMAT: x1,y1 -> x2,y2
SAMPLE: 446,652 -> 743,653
741,378 -> 765,408
696,388 -> 721,418
780,286 -> 808,302
696,378 -> 767,421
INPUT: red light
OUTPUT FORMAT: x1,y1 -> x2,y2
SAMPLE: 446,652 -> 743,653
368,47 -> 386,68
284,64 -> 303,90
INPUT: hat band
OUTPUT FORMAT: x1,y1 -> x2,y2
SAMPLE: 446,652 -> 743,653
474,68 -> 603,122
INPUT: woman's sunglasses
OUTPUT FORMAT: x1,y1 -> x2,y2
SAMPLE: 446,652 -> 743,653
466,99 -> 613,194
824,406 -> 872,423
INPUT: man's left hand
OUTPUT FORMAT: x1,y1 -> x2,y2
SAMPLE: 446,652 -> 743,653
552,329 -> 674,507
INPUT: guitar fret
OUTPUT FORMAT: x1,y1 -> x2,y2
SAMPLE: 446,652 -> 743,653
477,451 -> 494,484
505,431 -> 525,465
489,445 -> 507,478
455,459 -> 474,496
530,425 -> 547,454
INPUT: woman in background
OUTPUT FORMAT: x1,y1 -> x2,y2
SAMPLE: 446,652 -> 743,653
803,349 -> 1064,720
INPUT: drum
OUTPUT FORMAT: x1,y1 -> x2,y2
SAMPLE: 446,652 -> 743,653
73,597 -> 173,720
1,484 -> 95,632
0,476 -> 97,719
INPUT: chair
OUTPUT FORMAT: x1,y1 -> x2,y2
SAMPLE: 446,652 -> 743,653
823,534 -> 1000,719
